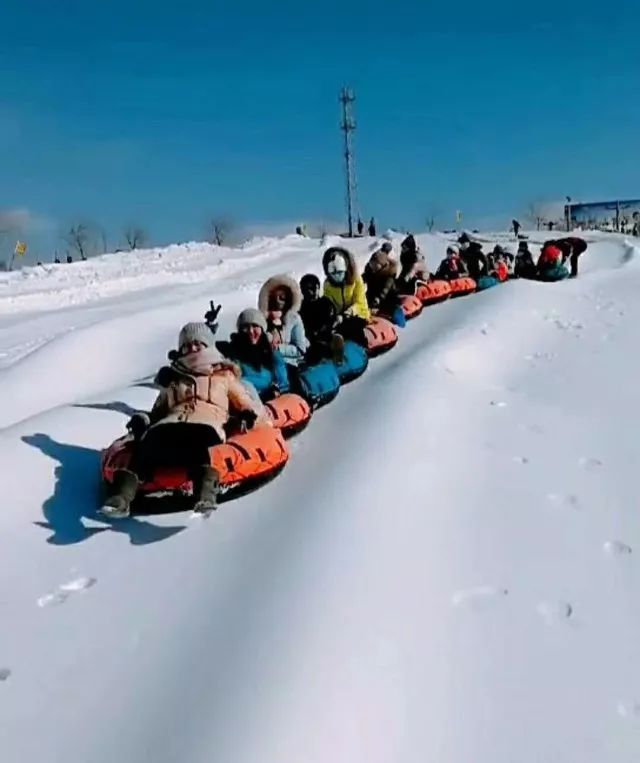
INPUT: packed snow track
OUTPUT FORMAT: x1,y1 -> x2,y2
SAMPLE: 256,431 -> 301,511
1,232 -> 640,763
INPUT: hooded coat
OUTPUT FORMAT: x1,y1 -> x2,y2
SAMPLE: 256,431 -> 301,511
258,274 -> 309,363
460,242 -> 488,280
436,253 -> 468,280
322,247 -> 370,321
148,353 -> 268,442
397,235 -> 430,294
362,250 -> 399,310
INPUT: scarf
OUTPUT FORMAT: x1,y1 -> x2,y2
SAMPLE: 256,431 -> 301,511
173,347 -> 224,376
267,310 -> 284,348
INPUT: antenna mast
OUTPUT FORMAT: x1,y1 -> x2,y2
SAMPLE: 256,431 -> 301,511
339,86 -> 357,237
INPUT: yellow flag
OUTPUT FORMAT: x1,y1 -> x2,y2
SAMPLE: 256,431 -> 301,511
15,241 -> 27,257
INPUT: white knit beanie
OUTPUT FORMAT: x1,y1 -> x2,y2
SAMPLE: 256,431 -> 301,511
178,322 -> 216,349
237,307 -> 268,332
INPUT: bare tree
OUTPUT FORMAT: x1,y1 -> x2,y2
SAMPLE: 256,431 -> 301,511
124,225 -> 147,251
527,203 -> 545,231
425,215 -> 436,232
526,201 -> 566,231
209,218 -> 232,246
64,224 -> 94,260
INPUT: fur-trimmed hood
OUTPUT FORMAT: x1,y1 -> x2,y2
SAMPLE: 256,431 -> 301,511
258,274 -> 302,315
364,250 -> 398,279
322,246 -> 358,286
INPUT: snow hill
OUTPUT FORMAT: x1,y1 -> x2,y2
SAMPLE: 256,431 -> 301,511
1,230 -> 640,763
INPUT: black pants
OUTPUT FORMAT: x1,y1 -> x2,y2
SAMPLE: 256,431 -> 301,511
131,423 -> 222,480
570,252 -> 579,277
337,316 -> 368,347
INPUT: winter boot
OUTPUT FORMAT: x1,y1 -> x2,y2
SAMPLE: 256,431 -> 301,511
192,465 -> 220,515
101,469 -> 139,518
330,333 -> 345,364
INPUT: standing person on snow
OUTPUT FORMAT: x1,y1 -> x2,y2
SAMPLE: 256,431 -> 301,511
368,217 -> 377,237
362,244 -> 401,317
258,275 -> 308,366
322,246 -> 370,346
512,219 -> 521,237
299,274 -> 345,364
101,323 -> 268,518
216,309 -> 291,399
357,218 -> 364,236
435,244 -> 468,280
397,234 -> 430,294
552,236 -> 588,277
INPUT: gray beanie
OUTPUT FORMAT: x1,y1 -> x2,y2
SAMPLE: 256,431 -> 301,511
178,322 -> 216,349
237,307 -> 267,332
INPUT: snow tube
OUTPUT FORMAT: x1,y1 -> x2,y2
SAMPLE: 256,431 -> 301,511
385,305 -> 406,328
264,393 -> 312,436
334,340 -> 369,383
292,360 -> 340,408
364,316 -> 398,357
476,275 -> 499,291
101,425 -> 289,501
416,280 -> 451,305
449,277 -> 477,297
238,361 -> 290,399
537,265 -> 570,282
399,294 -> 423,319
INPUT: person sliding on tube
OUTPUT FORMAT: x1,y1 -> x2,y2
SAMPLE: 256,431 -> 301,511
363,244 -> 401,317
514,241 -> 536,279
397,234 -> 430,294
458,233 -> 488,280
101,323 -> 267,518
322,246 -> 370,347
299,274 -> 345,364
258,275 -> 308,366
435,244 -> 468,280
536,243 -> 563,277
216,309 -> 291,399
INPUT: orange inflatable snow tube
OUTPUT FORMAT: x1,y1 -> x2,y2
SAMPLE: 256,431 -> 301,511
265,393 -> 312,436
101,425 -> 289,496
416,280 -> 452,305
448,276 -> 477,296
399,294 -> 423,319
364,316 -> 398,356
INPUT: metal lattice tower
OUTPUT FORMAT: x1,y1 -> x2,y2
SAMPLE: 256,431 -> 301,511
339,87 -> 357,237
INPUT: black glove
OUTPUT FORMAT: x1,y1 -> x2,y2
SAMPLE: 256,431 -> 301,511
204,300 -> 222,333
155,364 -> 179,387
237,409 -> 258,432
127,412 -> 151,440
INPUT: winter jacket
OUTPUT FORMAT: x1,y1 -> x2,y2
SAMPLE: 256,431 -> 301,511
397,240 -> 430,295
538,244 -> 562,270
149,361 -> 268,442
460,242 -> 487,280
514,250 -> 536,278
216,333 -> 290,396
435,255 -> 468,280
362,250 -> 399,311
322,247 -> 370,321
258,274 -> 309,363
554,237 -> 588,259
300,296 -> 337,344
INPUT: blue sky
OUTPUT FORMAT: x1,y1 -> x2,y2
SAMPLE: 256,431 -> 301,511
1,0 -> 639,260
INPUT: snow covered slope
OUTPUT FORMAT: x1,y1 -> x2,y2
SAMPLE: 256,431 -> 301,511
1,231 -> 640,763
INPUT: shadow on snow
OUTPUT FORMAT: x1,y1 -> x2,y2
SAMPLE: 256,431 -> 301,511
22,433 -> 186,547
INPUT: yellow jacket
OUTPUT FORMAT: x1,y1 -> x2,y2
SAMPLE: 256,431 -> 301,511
323,277 -> 370,321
